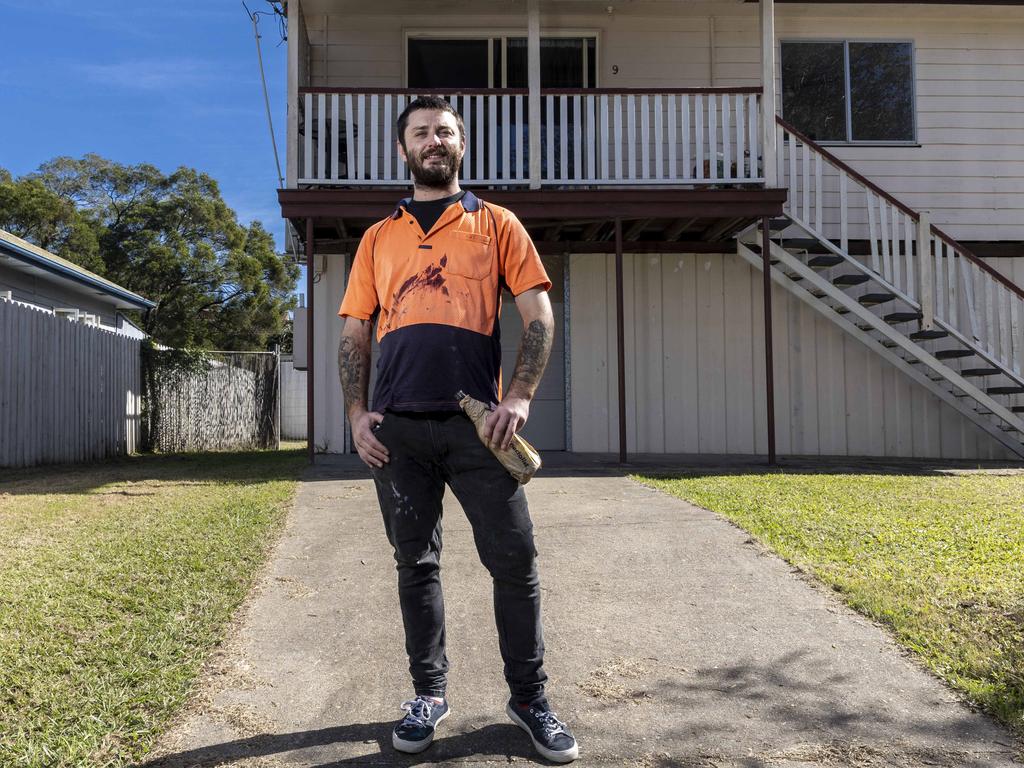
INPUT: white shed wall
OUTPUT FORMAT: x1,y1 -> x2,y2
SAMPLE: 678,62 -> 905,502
300,2 -> 1024,242
311,253 -> 350,453
569,251 -> 1015,460
280,359 -> 308,440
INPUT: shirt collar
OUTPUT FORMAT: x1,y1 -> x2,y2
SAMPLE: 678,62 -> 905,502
391,189 -> 481,218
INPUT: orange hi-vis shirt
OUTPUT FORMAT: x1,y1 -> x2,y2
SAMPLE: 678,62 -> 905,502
338,190 -> 551,412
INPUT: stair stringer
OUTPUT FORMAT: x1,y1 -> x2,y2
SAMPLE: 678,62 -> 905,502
736,240 -> 1024,458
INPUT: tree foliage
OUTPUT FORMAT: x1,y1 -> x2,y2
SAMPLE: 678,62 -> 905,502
0,155 -> 298,350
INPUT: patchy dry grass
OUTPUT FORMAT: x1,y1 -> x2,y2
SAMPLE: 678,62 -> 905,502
0,449 -> 305,767
638,471 -> 1024,738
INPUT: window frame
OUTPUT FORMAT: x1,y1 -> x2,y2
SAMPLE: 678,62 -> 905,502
403,28 -> 601,89
780,38 -> 918,146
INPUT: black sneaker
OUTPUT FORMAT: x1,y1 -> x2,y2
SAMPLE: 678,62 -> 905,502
392,696 -> 450,753
506,699 -> 578,763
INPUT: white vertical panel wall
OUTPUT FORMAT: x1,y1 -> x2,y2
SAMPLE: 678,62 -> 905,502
569,252 -> 1015,460
312,254 -> 350,453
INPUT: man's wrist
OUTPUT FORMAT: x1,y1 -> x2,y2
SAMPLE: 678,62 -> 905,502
505,386 -> 534,403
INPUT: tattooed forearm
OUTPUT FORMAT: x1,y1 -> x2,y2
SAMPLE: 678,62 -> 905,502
338,332 -> 371,417
508,318 -> 553,399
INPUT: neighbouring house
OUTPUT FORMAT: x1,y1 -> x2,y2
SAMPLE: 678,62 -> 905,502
0,228 -> 154,335
278,0 -> 1024,461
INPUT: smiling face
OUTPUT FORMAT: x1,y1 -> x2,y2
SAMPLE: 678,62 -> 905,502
398,108 -> 465,189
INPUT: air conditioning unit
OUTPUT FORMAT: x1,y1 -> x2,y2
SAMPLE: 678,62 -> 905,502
55,308 -> 80,321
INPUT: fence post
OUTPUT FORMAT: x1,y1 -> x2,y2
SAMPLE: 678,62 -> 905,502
274,344 -> 282,450
917,212 -> 934,330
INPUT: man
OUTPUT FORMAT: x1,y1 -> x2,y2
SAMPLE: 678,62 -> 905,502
336,96 -> 578,763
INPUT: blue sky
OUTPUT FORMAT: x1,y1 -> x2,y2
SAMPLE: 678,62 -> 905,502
0,0 -> 291,252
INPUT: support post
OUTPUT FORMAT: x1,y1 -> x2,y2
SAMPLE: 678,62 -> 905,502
305,218 -> 315,464
527,0 -> 542,190
917,212 -> 934,330
286,0 -> 300,188
615,218 -> 627,464
761,216 -> 777,464
760,0 -> 778,187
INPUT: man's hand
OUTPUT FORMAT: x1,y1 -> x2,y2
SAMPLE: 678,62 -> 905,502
482,395 -> 530,451
351,408 -> 389,468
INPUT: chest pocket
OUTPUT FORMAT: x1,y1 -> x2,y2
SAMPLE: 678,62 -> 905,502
444,231 -> 494,280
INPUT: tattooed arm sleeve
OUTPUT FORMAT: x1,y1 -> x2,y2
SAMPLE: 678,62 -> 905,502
338,316 -> 374,418
509,288 -> 555,400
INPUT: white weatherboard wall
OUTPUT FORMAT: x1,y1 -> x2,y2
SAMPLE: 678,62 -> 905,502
300,2 -> 1024,242
311,253 -> 350,453
569,252 -> 1014,460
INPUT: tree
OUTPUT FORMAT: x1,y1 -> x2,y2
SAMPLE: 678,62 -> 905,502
1,155 -> 299,350
0,169 -> 104,274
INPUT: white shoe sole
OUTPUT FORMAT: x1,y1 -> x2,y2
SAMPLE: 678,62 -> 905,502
505,703 -> 579,763
392,708 -> 450,753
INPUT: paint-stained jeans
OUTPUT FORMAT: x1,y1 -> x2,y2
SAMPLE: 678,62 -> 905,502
369,410 -> 547,705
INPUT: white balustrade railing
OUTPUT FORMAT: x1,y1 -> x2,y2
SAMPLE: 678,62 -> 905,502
776,117 -> 1024,378
297,88 -> 763,187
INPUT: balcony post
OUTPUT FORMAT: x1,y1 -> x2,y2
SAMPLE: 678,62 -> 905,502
760,0 -> 778,187
528,0 -> 542,190
286,0 -> 301,188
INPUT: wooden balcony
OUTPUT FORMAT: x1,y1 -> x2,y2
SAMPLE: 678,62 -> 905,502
295,87 -> 765,189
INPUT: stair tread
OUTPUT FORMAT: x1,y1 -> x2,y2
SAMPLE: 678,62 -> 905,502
961,367 -> 1001,377
885,311 -> 924,323
833,273 -> 871,286
859,293 -> 896,305
910,330 -> 950,340
808,255 -> 845,268
988,386 -> 1024,395
935,349 -> 974,360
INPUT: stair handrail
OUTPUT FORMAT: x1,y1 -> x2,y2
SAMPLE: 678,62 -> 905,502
775,114 -> 1024,302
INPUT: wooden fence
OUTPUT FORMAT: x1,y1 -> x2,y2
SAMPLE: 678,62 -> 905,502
0,299 -> 142,468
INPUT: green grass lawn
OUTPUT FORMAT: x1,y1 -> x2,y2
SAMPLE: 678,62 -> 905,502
638,470 -> 1024,738
0,448 -> 307,768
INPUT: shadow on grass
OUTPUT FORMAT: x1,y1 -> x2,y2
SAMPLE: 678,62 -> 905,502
0,448 -> 308,496
300,451 -> 1024,484
137,722 -> 543,768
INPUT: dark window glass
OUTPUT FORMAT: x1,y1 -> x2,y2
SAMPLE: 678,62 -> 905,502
507,38 -> 527,88
492,38 -> 502,87
587,38 -> 596,87
541,38 -> 584,88
506,38 -> 595,88
407,39 -> 489,88
849,42 -> 914,141
781,42 -> 847,142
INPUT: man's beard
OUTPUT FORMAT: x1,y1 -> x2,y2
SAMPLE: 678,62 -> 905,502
407,145 -> 461,187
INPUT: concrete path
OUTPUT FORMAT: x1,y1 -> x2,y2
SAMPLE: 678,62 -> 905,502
146,458 -> 1021,768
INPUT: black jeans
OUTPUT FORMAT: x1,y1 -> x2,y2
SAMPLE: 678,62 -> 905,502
370,410 -> 547,705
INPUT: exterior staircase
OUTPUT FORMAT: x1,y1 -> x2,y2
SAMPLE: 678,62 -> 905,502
736,117 -> 1024,458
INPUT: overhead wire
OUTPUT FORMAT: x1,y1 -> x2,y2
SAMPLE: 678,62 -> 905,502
243,1 -> 300,261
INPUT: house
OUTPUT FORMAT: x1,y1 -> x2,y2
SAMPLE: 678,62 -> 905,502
277,0 -> 1024,462
0,228 -> 154,336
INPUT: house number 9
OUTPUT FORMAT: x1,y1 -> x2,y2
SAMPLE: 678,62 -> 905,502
612,65 -> 619,74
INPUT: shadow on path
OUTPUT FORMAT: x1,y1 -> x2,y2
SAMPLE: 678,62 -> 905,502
139,722 -> 545,768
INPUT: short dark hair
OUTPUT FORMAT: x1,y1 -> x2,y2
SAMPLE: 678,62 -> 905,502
396,96 -> 465,150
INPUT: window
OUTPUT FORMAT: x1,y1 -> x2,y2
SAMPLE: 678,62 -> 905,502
407,36 -> 597,89
781,41 -> 915,143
